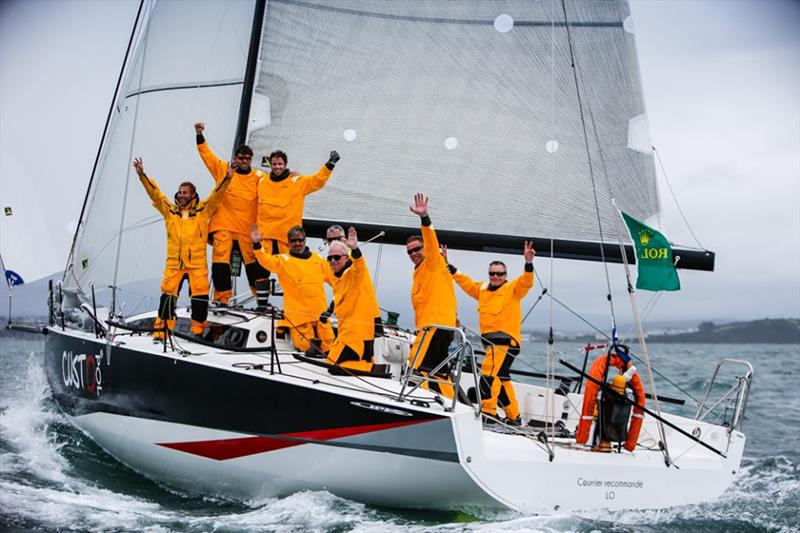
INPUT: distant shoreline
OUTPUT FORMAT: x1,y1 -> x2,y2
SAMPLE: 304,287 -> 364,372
3,317 -> 799,344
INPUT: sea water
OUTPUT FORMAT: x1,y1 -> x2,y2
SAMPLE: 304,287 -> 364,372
1,336 -> 798,532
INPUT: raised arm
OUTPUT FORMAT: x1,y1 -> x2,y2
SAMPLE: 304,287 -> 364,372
440,243 -> 481,299
195,121 -> 229,182
299,151 -> 339,195
451,269 -> 482,300
410,193 -> 445,266
346,226 -> 367,277
250,223 -> 283,273
511,240 -> 536,299
203,164 -> 234,214
133,157 -> 171,217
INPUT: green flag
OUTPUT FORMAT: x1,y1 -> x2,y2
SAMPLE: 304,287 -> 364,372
620,211 -> 680,291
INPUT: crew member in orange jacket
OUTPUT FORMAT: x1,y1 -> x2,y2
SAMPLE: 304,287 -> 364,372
576,346 -> 646,452
444,241 -> 535,424
257,149 -> 339,253
250,224 -> 335,352
194,122 -> 268,306
133,157 -> 231,338
325,227 -> 381,372
406,193 -> 458,398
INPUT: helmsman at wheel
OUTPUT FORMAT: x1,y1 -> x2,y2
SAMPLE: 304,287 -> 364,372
194,121 -> 268,306
406,193 -> 458,398
445,241 -> 535,425
133,157 -> 231,338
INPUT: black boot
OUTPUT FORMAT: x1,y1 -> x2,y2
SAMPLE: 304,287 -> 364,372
304,338 -> 325,358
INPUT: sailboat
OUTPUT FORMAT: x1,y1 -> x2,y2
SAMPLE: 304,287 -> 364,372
40,0 -> 752,513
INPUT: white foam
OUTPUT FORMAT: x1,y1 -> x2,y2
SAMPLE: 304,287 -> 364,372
0,356 -> 72,486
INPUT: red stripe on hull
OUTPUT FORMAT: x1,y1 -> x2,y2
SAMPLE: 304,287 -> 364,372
157,419 -> 432,460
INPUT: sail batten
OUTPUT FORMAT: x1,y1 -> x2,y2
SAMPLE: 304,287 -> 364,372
123,79 -> 245,99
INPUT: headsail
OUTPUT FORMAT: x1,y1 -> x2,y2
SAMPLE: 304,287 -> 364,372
246,0 -> 680,264
64,0 -> 257,300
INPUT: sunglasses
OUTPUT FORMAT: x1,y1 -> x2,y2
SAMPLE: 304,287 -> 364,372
326,236 -> 344,243
327,254 -> 345,262
488,271 -> 507,277
406,246 -> 423,255
289,237 -> 305,243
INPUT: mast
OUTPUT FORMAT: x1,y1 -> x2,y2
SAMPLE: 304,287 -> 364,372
233,0 -> 267,150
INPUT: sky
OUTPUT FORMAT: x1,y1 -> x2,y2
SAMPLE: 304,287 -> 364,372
0,0 -> 798,333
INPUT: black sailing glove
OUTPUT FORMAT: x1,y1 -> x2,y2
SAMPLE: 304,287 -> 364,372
328,150 -> 340,166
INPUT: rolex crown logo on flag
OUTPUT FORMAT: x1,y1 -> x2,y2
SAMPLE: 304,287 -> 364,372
620,211 -> 680,291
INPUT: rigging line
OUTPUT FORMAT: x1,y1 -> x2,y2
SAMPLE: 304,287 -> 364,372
128,223 -> 154,303
620,292 -> 663,344
544,2 -> 558,435
544,291 -> 699,404
190,1 -> 231,110
520,286 -> 547,326
373,243 -> 384,292
110,4 -> 152,319
63,0 -> 146,283
563,2 -> 671,464
653,146 -> 705,249
559,0 -> 618,329
547,238 -> 555,438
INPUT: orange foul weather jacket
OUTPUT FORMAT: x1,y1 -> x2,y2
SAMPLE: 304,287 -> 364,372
256,165 -> 332,247
330,250 -> 380,352
452,267 -> 534,341
253,247 -> 334,326
139,174 -> 229,270
197,140 -> 264,236
412,223 -> 457,331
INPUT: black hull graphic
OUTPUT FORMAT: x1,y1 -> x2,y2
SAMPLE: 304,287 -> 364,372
43,329 -> 457,462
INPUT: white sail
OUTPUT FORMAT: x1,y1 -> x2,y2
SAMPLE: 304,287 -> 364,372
63,0 -> 663,304
64,0 -> 256,300
247,0 -> 658,243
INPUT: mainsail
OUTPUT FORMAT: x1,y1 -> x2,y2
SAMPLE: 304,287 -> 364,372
247,0 -> 660,256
